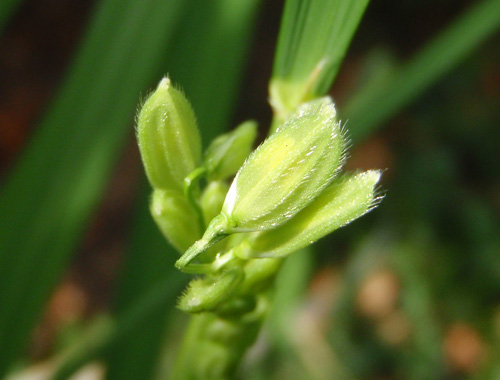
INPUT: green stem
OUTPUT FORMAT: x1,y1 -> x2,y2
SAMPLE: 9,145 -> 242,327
171,294 -> 270,380
184,167 -> 208,232
171,314 -> 210,380
176,214 -> 230,271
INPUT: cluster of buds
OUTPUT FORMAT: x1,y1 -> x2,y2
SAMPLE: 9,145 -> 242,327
137,77 -> 382,314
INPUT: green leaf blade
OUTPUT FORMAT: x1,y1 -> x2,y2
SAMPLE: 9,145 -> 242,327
344,0 -> 500,143
0,0 -> 185,375
270,0 -> 369,117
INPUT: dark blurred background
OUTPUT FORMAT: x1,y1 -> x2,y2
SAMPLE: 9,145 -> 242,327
1,0 -> 499,379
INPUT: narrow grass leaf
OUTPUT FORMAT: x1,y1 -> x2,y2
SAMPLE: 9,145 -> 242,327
166,0 -> 262,141
270,0 -> 369,118
0,0 -> 23,32
344,0 -> 500,143
0,0 -> 184,376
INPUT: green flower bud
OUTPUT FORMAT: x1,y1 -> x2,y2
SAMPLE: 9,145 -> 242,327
204,318 -> 242,345
200,181 -> 229,225
215,295 -> 257,317
137,77 -> 202,191
176,97 -> 345,270
150,189 -> 202,253
177,268 -> 243,313
204,120 -> 258,181
239,258 -> 282,294
239,170 -> 382,259
223,97 -> 344,231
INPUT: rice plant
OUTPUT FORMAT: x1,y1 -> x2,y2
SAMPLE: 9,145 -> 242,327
1,0 -> 500,379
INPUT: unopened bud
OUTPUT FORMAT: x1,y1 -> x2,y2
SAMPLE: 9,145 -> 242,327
204,120 -> 257,181
240,170 -> 382,258
137,77 -> 202,191
150,189 -> 202,253
200,181 -> 229,225
223,96 -> 344,231
177,268 -> 243,313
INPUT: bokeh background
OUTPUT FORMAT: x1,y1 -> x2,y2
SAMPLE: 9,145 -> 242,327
1,0 -> 499,379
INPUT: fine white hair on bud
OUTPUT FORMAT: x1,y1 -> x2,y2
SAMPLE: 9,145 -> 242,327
238,170 -> 383,259
221,96 -> 345,231
137,77 -> 202,191
204,120 -> 258,181
150,189 -> 202,253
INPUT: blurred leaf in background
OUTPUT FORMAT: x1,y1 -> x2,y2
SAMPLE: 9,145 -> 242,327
0,0 -> 187,376
1,0 -> 500,379
0,0 -> 22,32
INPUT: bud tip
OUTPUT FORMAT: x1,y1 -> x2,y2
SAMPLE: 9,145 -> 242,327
158,76 -> 171,89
